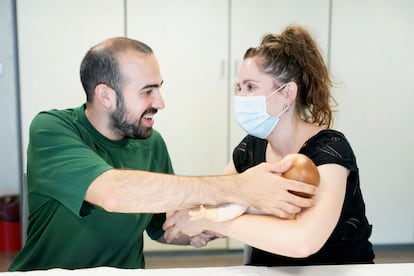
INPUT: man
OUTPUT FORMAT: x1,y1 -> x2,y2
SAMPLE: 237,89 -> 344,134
8,37 -> 316,271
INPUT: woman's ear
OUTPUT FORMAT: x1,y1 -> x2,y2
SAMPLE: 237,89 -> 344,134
94,84 -> 115,109
284,82 -> 298,100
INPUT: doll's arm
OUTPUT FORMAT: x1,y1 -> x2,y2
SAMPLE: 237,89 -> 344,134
189,203 -> 248,222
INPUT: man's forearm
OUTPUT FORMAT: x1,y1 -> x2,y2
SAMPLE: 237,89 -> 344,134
85,169 -> 239,213
86,162 -> 317,218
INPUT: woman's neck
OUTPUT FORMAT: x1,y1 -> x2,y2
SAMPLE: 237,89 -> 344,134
265,120 -> 322,162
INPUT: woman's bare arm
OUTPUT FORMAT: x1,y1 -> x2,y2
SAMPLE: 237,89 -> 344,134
163,164 -> 346,257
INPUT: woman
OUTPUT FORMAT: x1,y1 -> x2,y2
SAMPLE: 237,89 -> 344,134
164,25 -> 374,266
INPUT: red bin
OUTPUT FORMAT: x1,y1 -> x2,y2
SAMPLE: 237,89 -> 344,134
0,195 -> 21,252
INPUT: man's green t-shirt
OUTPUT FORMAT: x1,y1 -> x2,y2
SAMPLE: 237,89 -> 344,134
9,105 -> 174,271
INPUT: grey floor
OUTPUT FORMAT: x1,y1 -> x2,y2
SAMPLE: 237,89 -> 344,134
2,246 -> 413,271
145,245 -> 414,268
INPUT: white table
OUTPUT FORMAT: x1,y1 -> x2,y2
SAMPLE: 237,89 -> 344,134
3,263 -> 413,275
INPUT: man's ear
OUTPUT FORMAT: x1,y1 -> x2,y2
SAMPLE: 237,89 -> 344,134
94,84 -> 115,108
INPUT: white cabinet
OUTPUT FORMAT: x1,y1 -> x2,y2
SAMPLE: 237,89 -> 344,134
17,0 -> 125,163
17,0 -> 230,253
15,0 -> 414,251
330,0 -> 414,244
126,0 -> 230,177
228,0 -> 331,249
0,0 -> 21,196
127,0 -> 331,251
229,0 -> 331,149
126,0 -> 230,251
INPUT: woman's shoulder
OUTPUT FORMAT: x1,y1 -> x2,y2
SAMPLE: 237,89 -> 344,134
304,129 -> 349,148
300,129 -> 357,169
235,135 -> 268,152
233,135 -> 268,172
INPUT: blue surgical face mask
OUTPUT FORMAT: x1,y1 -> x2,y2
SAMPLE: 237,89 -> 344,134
234,84 -> 289,139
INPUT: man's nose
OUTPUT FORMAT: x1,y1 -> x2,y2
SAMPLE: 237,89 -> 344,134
152,90 -> 165,110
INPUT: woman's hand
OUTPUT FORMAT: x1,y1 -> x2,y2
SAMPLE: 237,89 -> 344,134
189,231 -> 225,248
163,209 -> 224,244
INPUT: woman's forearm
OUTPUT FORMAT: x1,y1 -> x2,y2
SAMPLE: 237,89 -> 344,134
207,213 -> 323,258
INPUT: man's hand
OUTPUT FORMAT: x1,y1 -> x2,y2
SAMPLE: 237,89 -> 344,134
237,161 -> 317,218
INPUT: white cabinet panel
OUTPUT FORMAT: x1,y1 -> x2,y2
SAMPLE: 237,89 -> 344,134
229,0 -> 331,150
331,0 -> 414,244
0,0 -> 21,196
228,0 -> 331,249
126,0 -> 229,251
127,0 -> 230,177
17,0 -> 124,163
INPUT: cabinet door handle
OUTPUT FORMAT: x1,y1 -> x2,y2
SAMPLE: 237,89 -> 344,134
234,60 -> 239,78
221,59 -> 226,79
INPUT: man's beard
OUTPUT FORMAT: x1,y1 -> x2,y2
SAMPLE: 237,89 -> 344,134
109,99 -> 156,139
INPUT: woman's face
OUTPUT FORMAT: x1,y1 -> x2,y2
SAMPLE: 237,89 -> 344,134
236,57 -> 285,117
